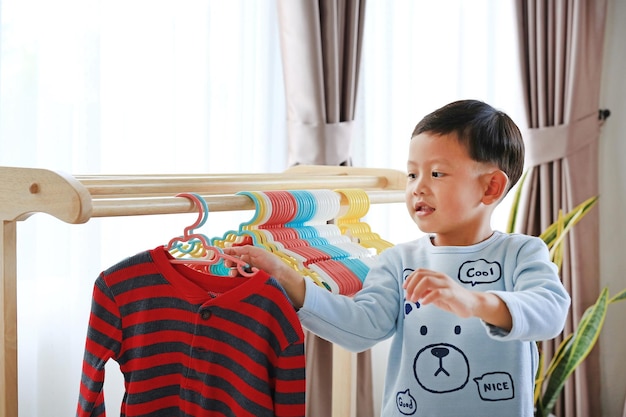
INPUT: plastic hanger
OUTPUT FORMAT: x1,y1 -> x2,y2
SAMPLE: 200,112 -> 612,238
166,192 -> 257,277
202,188 -> 377,295
253,189 -> 366,295
334,188 -> 394,254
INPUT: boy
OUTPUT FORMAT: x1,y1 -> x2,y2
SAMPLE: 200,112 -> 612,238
225,100 -> 570,416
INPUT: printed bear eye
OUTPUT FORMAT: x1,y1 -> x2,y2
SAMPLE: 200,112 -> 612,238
420,325 -> 428,336
454,325 -> 461,335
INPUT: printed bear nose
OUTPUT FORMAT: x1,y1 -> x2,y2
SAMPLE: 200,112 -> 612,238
431,347 -> 449,358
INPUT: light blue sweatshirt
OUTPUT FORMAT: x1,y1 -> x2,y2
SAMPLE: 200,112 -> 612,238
297,231 -> 570,417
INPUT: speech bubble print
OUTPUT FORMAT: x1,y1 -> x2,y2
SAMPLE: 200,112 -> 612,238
458,259 -> 502,286
396,389 -> 417,415
473,372 -> 515,401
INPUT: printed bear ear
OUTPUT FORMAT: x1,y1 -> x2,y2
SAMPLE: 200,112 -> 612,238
404,300 -> 421,316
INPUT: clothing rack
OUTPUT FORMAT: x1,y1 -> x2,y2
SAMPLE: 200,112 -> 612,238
0,164 -> 406,417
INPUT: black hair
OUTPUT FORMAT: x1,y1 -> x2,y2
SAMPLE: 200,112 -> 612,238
412,99 -> 525,192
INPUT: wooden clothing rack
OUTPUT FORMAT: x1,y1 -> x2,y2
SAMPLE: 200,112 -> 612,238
0,164 -> 406,417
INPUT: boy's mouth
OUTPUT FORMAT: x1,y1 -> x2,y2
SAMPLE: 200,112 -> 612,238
415,204 -> 435,214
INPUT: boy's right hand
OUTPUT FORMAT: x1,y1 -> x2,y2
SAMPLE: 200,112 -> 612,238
223,245 -> 306,309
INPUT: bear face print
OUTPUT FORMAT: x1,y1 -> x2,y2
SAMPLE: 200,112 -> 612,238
401,264 -> 516,410
412,323 -> 470,394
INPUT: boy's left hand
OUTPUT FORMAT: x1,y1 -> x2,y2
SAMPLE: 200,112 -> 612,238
402,268 -> 512,330
402,268 -> 476,318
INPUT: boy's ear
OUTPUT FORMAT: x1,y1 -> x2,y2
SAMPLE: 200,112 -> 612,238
482,170 -> 509,205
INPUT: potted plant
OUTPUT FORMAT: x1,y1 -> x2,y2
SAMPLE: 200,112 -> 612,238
507,178 -> 626,417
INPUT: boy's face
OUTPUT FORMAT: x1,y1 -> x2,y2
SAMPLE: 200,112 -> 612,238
405,132 -> 497,246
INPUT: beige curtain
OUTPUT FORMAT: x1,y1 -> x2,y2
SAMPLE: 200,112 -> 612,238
513,1 -> 608,416
276,0 -> 365,167
276,1 -> 373,416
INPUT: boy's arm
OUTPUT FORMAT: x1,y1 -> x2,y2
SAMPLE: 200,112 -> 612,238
403,268 -> 513,331
402,236 -> 571,340
471,292 -> 513,331
225,245 -> 400,352
485,237 -> 571,340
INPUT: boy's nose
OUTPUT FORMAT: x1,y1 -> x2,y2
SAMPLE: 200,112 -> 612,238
411,177 -> 427,195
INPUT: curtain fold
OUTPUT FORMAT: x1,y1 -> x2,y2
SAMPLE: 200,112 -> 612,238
276,0 -> 365,166
513,1 -> 608,416
276,1 -> 373,416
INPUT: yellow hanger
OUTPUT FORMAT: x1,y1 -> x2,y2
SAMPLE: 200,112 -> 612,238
334,188 -> 394,254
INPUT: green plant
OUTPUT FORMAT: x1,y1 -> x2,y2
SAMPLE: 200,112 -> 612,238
535,286 -> 626,417
507,179 -> 626,417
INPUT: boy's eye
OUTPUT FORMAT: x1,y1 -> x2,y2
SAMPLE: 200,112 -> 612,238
431,171 -> 444,178
407,173 -> 417,180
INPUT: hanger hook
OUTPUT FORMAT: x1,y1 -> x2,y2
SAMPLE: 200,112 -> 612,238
176,192 -> 208,237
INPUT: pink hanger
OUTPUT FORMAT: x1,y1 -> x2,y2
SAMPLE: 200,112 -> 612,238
167,192 -> 257,277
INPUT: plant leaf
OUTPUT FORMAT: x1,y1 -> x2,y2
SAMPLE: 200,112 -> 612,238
542,288 -> 626,409
609,287 -> 626,304
538,196 -> 598,246
534,348 -> 546,405
540,288 -> 609,414
543,333 -> 573,378
548,210 -> 565,270
506,171 -> 528,233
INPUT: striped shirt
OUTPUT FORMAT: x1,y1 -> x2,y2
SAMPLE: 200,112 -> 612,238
77,246 -> 306,417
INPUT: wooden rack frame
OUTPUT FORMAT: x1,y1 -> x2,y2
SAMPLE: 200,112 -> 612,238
0,164 -> 406,417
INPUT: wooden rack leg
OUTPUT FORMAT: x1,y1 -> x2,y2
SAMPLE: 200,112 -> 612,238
331,343 -> 357,417
1,221 -> 18,417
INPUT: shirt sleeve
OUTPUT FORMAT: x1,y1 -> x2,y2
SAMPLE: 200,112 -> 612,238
484,236 -> 571,342
273,340 -> 306,417
297,252 -> 401,352
76,276 -> 123,417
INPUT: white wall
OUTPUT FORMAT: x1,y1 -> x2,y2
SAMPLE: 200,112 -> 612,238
599,0 -> 626,416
